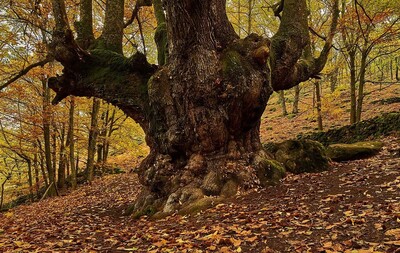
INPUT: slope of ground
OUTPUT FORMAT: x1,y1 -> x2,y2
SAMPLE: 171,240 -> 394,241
261,83 -> 400,142
0,135 -> 399,252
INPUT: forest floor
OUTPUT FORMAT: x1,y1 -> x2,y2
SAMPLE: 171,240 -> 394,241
0,134 -> 399,252
260,83 -> 400,143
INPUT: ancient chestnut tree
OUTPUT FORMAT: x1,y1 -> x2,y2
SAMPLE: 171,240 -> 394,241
5,0 -> 339,215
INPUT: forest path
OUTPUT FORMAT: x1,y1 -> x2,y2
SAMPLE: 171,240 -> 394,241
0,135 -> 399,252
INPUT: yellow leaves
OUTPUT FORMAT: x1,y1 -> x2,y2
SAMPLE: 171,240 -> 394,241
116,246 -> 139,251
245,236 -> 258,243
153,238 -> 168,247
230,237 -> 242,247
207,245 -> 217,251
4,212 -> 13,218
13,240 -> 31,249
343,248 -> 384,253
374,223 -> 384,231
384,241 -> 400,246
385,228 -> 400,239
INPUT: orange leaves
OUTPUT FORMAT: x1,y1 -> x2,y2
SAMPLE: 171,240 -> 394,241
0,136 -> 400,252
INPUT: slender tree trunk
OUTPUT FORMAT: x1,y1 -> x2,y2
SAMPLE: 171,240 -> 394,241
86,98 -> 100,182
33,150 -> 40,198
42,80 -> 56,197
315,81 -> 323,131
97,107 -> 107,164
349,50 -> 357,124
390,59 -> 393,80
356,51 -> 367,123
27,160 -> 34,202
57,123 -> 66,189
103,109 -> 116,163
51,125 -> 57,186
279,91 -> 288,116
247,0 -> 253,34
330,68 -> 338,93
238,0 -> 241,37
68,97 -> 77,189
292,85 -> 300,114
396,57 -> 399,81
38,151 -> 49,188
0,178 -> 8,210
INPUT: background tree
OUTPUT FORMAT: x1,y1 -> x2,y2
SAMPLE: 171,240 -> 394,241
339,0 -> 400,123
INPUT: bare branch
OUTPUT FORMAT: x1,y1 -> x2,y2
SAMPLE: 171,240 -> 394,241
355,0 -> 374,26
124,0 -> 152,28
0,58 -> 52,91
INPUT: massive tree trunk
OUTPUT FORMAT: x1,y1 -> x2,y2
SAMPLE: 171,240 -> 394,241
136,0 -> 275,214
47,0 -> 338,215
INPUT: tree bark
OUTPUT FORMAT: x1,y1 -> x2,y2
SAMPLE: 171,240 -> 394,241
68,97 -> 77,189
279,91 -> 288,116
33,149 -> 40,198
315,81 -> 323,131
292,85 -> 300,114
42,80 -> 56,197
86,98 -> 100,182
349,50 -> 357,124
57,123 -> 66,189
27,160 -> 34,202
356,50 -> 367,123
0,178 -> 8,210
38,149 -> 49,188
47,0 -> 337,215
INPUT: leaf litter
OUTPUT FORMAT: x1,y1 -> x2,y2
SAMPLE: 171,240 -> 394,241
0,135 -> 399,252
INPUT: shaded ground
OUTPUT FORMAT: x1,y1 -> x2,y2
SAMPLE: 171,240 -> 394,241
0,135 -> 399,252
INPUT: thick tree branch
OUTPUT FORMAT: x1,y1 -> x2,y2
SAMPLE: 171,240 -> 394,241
101,0 -> 124,53
0,58 -> 52,90
51,0 -> 69,31
47,50 -> 157,128
48,0 -> 156,128
75,0 -> 95,49
153,0 -> 168,65
270,0 -> 339,91
272,0 -> 284,19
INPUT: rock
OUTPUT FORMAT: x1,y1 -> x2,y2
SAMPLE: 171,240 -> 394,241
299,112 -> 400,145
326,141 -> 384,161
220,180 -> 239,197
274,139 -> 330,174
178,197 -> 222,215
253,151 -> 286,185
201,171 -> 223,195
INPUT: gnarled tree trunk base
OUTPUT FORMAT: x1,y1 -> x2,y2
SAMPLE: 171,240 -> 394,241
130,145 -> 286,217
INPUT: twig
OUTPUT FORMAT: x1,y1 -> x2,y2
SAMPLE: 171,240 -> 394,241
0,58 -> 52,90
40,182 -> 54,201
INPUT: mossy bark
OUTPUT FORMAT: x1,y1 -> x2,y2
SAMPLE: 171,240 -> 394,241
327,142 -> 383,161
130,1 -> 280,216
47,0 -> 336,215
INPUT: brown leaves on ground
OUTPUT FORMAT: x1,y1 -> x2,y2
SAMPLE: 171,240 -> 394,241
0,135 -> 399,252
